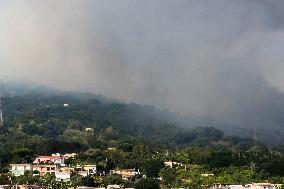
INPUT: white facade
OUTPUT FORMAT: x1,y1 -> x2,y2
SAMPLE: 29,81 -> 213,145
209,183 -> 282,189
10,164 -> 33,176
107,185 -> 123,189
55,172 -> 71,182
164,161 -> 184,168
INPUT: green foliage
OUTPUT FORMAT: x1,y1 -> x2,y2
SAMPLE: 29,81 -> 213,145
81,175 -> 104,187
142,159 -> 164,178
135,178 -> 160,189
15,171 -> 40,185
12,148 -> 34,163
106,174 -> 124,185
160,167 -> 178,188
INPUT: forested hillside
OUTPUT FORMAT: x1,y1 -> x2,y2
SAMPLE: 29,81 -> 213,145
0,89 -> 258,161
0,89 -> 283,188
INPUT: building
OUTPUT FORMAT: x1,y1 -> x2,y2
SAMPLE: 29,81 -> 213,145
0,185 -> 46,189
77,187 -> 105,189
33,156 -> 64,165
110,169 -> 139,180
208,184 -> 247,189
164,161 -> 184,168
10,164 -> 33,176
55,172 -> 71,182
202,173 -> 215,177
33,165 -> 58,176
59,166 -> 73,173
107,148 -> 116,151
85,128 -> 94,132
249,183 -> 282,189
74,164 -> 97,176
83,165 -> 97,175
208,183 -> 283,189
51,153 -> 61,157
107,185 -> 123,189
63,153 -> 77,159
51,153 -> 77,159
78,171 -> 89,177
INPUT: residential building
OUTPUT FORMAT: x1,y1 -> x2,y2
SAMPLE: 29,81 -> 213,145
33,156 -> 64,165
51,153 -> 61,157
77,187 -> 105,189
33,165 -> 58,176
85,128 -> 94,132
107,148 -> 116,151
63,153 -> 77,159
208,183 -> 282,189
208,184 -> 247,189
0,185 -> 46,189
202,173 -> 215,177
74,164 -> 97,175
107,185 -> 123,189
249,183 -> 282,189
55,172 -> 71,182
52,153 -> 77,159
83,165 -> 97,175
110,169 -> 139,180
164,161 -> 184,168
10,164 -> 33,176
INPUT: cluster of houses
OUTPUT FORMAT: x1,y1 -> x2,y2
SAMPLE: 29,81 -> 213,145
208,183 -> 283,189
0,185 -> 133,189
9,153 -> 139,189
10,153 -> 97,182
8,157 -> 282,189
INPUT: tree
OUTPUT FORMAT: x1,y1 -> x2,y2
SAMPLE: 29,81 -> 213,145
15,171 -> 40,185
81,175 -> 104,187
106,174 -> 124,185
12,148 -> 34,163
135,178 -> 160,189
142,159 -> 164,178
70,173 -> 83,187
0,173 -> 14,185
160,167 -> 177,188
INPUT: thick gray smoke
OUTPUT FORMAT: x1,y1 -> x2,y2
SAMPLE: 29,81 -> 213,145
1,0 -> 284,139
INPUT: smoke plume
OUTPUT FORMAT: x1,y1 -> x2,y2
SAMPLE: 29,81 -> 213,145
1,0 -> 284,139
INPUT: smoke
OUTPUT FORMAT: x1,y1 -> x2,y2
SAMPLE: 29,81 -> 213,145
1,0 -> 284,136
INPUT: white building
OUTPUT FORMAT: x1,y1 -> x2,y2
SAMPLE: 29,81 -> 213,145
107,185 -> 123,189
208,183 -> 282,189
249,183 -> 282,189
55,172 -> 71,182
164,161 -> 184,168
110,168 -> 139,180
10,164 -> 33,176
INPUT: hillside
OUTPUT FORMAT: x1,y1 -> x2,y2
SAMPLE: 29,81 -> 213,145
0,87 -> 261,156
0,87 -> 283,188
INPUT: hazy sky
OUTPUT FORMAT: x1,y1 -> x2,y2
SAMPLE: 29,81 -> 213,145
1,0 -> 284,132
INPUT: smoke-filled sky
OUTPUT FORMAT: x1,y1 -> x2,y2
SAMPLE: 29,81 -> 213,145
1,0 -> 284,132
